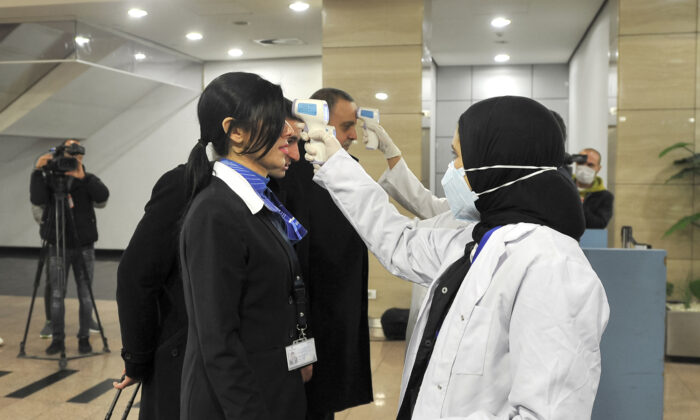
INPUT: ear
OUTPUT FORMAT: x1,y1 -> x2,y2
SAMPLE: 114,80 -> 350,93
222,117 -> 247,147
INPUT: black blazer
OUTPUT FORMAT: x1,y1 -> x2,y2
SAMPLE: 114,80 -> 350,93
179,176 -> 306,420
583,190 -> 614,229
275,144 -> 373,413
30,168 -> 109,247
117,165 -> 188,420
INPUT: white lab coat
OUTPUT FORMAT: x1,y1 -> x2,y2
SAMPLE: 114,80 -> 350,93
378,158 -> 454,223
314,150 -> 610,420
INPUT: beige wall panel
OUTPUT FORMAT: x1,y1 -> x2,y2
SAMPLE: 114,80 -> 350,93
668,259 -> 692,300
619,0 -> 696,35
616,110 -> 695,185
618,34 -> 696,110
352,114 -> 422,180
613,184 -> 693,257
367,255 -> 413,319
322,45 -> 422,115
322,0 -> 422,48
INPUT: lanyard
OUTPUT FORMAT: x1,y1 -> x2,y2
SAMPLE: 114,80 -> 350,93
472,226 -> 502,262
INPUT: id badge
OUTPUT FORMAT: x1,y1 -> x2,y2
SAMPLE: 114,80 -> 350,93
285,337 -> 317,371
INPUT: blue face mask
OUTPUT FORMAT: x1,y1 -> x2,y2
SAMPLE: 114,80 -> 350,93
441,161 -> 558,222
441,161 -> 480,222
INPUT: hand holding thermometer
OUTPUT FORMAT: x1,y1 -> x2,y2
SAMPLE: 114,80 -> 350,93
293,99 -> 336,164
356,107 -> 380,150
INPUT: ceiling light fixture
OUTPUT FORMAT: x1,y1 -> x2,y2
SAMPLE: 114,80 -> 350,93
491,17 -> 511,28
228,48 -> 243,57
494,53 -> 510,63
134,52 -> 146,60
186,32 -> 203,41
128,8 -> 148,18
289,1 -> 310,12
375,92 -> 388,101
74,35 -> 90,47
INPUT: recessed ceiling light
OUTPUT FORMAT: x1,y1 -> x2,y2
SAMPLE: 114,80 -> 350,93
128,8 -> 148,18
74,35 -> 90,47
491,17 -> 511,28
289,1 -> 310,12
375,92 -> 388,101
186,32 -> 203,41
228,48 -> 243,57
494,53 -> 510,63
134,52 -> 146,60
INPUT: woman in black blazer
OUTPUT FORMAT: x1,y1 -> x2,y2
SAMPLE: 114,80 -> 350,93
179,72 -> 310,420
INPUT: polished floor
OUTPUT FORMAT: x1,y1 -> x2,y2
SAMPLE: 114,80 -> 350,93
0,251 -> 699,419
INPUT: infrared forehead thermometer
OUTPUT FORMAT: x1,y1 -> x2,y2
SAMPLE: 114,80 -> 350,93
356,107 -> 380,150
292,99 -> 336,137
293,99 -> 337,163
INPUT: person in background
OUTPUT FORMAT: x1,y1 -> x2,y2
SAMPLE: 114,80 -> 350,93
574,147 -> 614,228
278,88 -> 373,419
30,139 -> 109,355
114,96 -> 304,420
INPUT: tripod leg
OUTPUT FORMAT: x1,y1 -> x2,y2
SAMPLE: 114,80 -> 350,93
121,382 -> 141,420
105,375 -> 125,420
18,242 -> 48,357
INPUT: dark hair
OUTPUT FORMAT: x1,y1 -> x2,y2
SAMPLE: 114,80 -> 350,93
550,110 -> 567,142
185,72 -> 285,204
284,98 -> 303,122
310,88 -> 354,112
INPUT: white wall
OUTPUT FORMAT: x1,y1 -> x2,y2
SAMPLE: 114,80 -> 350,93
1,56 -> 322,249
0,85 -> 200,249
434,64 -> 570,196
569,2 -> 613,183
205,56 -> 322,101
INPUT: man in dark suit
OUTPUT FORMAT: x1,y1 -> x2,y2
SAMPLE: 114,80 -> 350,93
278,88 -> 373,420
114,110 -> 305,419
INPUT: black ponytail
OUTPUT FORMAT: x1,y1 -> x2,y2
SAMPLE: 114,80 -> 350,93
183,72 -> 285,208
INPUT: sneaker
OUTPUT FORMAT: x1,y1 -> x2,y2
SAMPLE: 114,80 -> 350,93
46,339 -> 64,355
89,318 -> 101,334
40,321 -> 52,339
78,337 -> 92,354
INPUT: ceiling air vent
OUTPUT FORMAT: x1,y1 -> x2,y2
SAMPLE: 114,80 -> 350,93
254,38 -> 305,46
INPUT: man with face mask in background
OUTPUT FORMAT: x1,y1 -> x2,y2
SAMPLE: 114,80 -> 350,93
574,148 -> 614,229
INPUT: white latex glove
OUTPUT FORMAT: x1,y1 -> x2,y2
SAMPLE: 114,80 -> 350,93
304,128 -> 342,172
363,120 -> 401,159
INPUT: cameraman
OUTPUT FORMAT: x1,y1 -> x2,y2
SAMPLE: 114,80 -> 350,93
30,139 -> 109,355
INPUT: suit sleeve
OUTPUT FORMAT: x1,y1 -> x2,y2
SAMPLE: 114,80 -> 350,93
116,167 -> 186,380
181,202 -> 268,419
83,171 -> 110,206
583,191 -> 614,229
30,170 -> 50,206
377,158 -> 450,219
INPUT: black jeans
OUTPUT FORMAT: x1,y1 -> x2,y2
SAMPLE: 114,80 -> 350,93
47,245 -> 94,341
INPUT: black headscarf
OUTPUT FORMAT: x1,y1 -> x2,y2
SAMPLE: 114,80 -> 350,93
458,96 -> 585,242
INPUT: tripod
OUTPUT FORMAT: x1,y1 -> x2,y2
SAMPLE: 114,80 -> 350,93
18,172 -> 110,369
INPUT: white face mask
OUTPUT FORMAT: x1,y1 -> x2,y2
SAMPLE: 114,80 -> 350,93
441,162 -> 558,222
575,165 -> 596,185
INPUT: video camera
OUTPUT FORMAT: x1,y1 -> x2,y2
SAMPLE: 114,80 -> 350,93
44,143 -> 85,174
563,153 -> 588,166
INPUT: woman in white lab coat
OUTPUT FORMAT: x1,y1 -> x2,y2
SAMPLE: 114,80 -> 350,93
306,96 -> 610,420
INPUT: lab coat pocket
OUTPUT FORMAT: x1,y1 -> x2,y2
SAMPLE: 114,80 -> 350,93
452,306 -> 492,375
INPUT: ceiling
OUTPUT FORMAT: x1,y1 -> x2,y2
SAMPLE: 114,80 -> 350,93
0,0 -> 605,65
